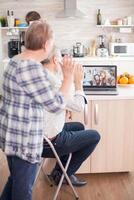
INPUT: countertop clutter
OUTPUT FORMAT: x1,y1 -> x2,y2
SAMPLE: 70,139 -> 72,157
0,7 -> 134,96
0,10 -> 134,60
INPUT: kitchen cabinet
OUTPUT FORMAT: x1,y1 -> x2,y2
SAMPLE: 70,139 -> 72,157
71,98 -> 134,173
91,100 -> 134,173
67,102 -> 92,174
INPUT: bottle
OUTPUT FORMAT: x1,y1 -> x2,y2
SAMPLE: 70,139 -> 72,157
10,11 -> 14,27
97,9 -> 102,25
7,10 -> 10,27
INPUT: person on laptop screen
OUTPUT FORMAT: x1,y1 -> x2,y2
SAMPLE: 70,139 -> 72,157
83,65 -> 118,95
83,66 -> 116,87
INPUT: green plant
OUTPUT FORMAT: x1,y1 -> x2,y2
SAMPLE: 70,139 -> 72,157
0,17 -> 7,27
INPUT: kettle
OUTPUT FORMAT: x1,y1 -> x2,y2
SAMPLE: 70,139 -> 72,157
73,42 -> 85,57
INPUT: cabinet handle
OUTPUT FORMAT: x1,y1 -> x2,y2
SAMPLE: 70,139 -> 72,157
94,104 -> 99,125
84,103 -> 88,125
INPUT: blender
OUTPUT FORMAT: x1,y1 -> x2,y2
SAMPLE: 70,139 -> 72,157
96,35 -> 109,57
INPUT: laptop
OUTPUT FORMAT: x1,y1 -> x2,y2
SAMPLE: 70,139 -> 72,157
83,65 -> 118,95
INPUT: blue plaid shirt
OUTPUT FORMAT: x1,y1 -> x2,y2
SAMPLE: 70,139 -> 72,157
0,58 -> 66,163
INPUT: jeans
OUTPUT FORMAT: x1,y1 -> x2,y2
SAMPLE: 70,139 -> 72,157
42,122 -> 100,176
0,156 -> 38,200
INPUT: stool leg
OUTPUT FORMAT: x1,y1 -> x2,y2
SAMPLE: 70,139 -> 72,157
52,152 -> 79,200
53,154 -> 72,200
44,137 -> 79,199
45,174 -> 54,187
34,159 -> 45,185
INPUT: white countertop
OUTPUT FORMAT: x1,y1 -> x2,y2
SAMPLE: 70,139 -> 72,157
1,57 -> 134,101
74,56 -> 134,62
0,86 -> 133,101
86,87 -> 134,100
2,56 -> 134,64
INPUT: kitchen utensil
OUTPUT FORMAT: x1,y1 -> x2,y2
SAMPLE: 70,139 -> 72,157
73,42 -> 85,57
61,48 -> 72,57
89,40 -> 97,56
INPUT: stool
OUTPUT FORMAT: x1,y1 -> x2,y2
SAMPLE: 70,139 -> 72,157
34,135 -> 79,200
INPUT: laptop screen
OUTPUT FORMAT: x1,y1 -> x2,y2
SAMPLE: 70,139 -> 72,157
83,65 -> 117,89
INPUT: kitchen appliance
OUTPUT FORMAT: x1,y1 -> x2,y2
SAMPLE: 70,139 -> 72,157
96,35 -> 109,57
83,65 -> 118,95
61,48 -> 72,57
8,39 -> 21,58
56,0 -> 85,18
20,31 -> 25,52
109,43 -> 134,57
73,42 -> 85,57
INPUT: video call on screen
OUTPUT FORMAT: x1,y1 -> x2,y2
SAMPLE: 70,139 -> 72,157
83,66 -> 116,87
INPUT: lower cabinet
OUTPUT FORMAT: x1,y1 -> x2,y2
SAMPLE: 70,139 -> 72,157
71,102 -> 92,174
71,99 -> 134,173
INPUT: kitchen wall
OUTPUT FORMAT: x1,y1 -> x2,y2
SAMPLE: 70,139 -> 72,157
0,0 -> 134,53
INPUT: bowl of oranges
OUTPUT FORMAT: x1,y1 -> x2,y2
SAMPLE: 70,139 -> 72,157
117,72 -> 134,87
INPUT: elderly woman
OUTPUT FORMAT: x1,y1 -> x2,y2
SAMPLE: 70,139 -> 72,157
41,47 -> 100,187
0,21 -> 76,200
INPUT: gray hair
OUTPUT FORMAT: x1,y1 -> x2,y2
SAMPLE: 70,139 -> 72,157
41,46 -> 62,65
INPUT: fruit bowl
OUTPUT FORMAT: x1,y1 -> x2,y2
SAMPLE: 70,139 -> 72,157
117,72 -> 134,85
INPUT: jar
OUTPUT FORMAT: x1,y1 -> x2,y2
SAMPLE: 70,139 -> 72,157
117,19 -> 123,26
122,17 -> 128,25
15,19 -> 20,27
127,16 -> 132,25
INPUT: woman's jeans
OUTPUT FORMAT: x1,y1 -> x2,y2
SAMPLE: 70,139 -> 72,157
0,156 -> 38,200
42,122 -> 100,176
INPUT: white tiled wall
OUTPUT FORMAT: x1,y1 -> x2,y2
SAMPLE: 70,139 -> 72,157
0,0 -> 134,51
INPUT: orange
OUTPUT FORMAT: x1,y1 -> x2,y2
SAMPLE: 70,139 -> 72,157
119,76 -> 128,84
122,72 -> 132,79
117,76 -> 120,83
123,72 -> 129,78
128,76 -> 134,84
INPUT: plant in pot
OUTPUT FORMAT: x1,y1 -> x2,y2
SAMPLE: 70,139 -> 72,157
0,17 -> 7,27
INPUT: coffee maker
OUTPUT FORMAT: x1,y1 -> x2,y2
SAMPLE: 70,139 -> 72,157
8,39 -> 21,58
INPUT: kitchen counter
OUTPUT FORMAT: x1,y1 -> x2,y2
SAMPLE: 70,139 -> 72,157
1,58 -> 134,100
2,56 -> 134,63
86,87 -> 134,100
74,56 -> 134,62
0,86 -> 133,100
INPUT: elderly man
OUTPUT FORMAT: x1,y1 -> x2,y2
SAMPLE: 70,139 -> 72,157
41,47 -> 100,187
